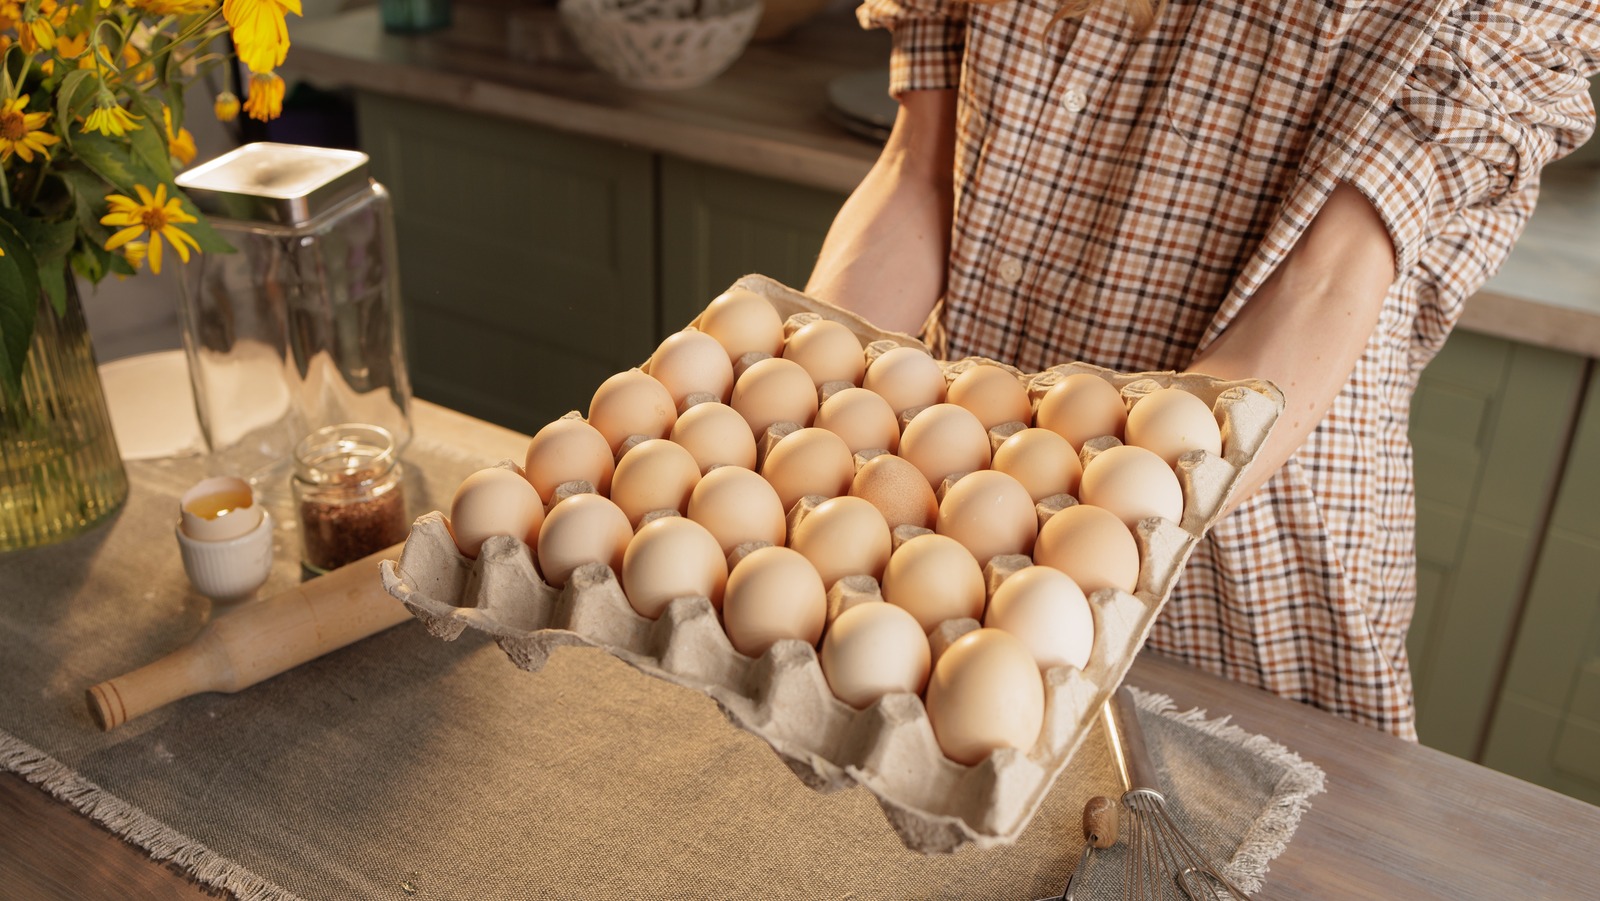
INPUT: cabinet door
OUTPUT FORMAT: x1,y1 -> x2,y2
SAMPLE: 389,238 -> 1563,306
1482,361 -> 1600,805
357,93 -> 656,434
1407,331 -> 1586,758
658,156 -> 847,331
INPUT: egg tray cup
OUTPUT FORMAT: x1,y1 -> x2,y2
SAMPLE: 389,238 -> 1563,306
380,274 -> 1284,853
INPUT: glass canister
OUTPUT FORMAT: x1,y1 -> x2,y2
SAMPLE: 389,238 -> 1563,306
292,423 -> 408,573
175,143 -> 411,490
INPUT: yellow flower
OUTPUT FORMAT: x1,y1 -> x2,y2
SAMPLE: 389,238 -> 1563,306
55,32 -> 85,57
21,16 -> 55,52
101,184 -> 201,276
84,99 -> 141,136
0,95 -> 61,163
119,241 -> 148,275
131,0 -> 217,13
162,107 -> 197,165
242,70 -> 284,121
123,41 -> 157,84
213,90 -> 240,122
223,0 -> 298,74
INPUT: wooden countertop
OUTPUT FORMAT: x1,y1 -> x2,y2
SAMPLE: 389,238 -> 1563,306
282,4 -> 1600,359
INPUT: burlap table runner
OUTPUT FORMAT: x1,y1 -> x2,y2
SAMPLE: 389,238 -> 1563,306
0,407 -> 1323,900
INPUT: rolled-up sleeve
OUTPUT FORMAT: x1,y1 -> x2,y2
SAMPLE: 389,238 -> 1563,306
1342,0 -> 1599,273
857,0 -> 968,96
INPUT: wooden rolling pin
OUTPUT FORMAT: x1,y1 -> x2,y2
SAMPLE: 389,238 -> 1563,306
87,542 -> 411,730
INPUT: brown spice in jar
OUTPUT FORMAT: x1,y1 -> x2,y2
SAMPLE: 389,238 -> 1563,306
299,472 -> 408,572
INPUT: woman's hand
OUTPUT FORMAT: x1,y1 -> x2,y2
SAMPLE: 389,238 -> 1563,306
806,89 -> 957,336
1187,182 -> 1397,513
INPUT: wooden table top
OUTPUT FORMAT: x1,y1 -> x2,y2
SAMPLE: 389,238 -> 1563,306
6,648 -> 1600,899
5,394 -> 1600,898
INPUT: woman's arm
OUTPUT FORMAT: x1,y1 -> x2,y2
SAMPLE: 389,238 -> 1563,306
806,89 -> 958,336
1187,182 -> 1395,511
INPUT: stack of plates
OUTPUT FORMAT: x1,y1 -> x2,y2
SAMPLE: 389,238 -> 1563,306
825,68 -> 895,144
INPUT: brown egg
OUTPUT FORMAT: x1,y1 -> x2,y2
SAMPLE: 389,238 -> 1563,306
899,403 -> 992,489
937,470 -> 1039,566
1078,444 -> 1183,530
790,495 -> 892,588
1124,387 -> 1223,467
1034,503 -> 1140,596
1035,373 -> 1126,449
992,427 -> 1082,502
730,357 -> 819,439
819,601 -> 931,708
881,533 -> 986,632
984,565 -> 1093,671
523,417 -> 615,502
687,465 -> 787,555
700,288 -> 785,362
815,386 -> 900,455
622,516 -> 728,618
536,493 -> 633,587
449,467 -> 545,559
646,328 -> 735,405
782,318 -> 866,387
761,427 -> 855,513
609,438 -> 702,526
925,628 -> 1045,765
670,402 -> 758,472
863,345 -> 946,415
722,546 -> 827,657
588,368 -> 677,453
849,453 -> 939,531
947,364 -> 1032,430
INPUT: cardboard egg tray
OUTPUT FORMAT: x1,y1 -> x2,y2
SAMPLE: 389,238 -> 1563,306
380,274 -> 1283,853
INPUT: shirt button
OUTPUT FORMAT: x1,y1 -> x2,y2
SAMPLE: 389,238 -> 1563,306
998,257 -> 1024,284
1062,88 -> 1087,113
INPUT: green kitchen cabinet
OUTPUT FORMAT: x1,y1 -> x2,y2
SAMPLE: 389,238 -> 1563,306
1481,362 -> 1600,805
1407,331 -> 1588,758
355,94 -> 848,434
659,157 -> 847,331
357,93 -> 657,434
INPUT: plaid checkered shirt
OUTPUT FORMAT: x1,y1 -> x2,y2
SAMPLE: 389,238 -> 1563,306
859,0 -> 1599,738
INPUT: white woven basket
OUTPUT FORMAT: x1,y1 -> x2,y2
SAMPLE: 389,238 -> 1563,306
558,0 -> 763,91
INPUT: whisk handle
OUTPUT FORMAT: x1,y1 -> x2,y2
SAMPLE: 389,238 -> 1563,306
1107,685 -> 1164,797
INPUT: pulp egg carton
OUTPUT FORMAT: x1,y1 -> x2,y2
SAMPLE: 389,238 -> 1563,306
380,274 -> 1283,853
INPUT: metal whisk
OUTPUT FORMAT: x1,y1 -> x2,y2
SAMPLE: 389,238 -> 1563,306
1052,687 -> 1251,901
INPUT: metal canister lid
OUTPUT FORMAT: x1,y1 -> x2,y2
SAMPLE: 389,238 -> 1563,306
176,143 -> 372,227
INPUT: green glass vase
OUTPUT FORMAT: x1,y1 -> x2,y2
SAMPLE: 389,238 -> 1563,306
0,278 -> 129,551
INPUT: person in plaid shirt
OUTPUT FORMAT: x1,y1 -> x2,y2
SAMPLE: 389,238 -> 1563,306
807,0 -> 1598,738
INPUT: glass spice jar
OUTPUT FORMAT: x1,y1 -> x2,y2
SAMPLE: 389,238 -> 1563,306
292,423 -> 409,574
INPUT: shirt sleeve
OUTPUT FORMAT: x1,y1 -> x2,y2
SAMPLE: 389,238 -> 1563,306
1342,0 -> 1599,273
856,0 -> 968,97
